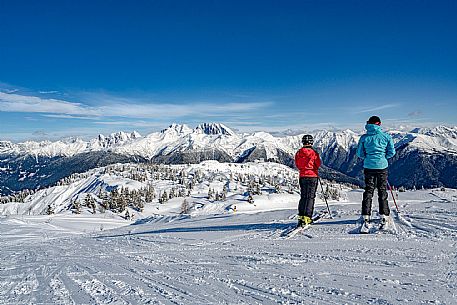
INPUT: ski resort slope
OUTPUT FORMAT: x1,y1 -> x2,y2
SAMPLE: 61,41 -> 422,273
1,189 -> 456,304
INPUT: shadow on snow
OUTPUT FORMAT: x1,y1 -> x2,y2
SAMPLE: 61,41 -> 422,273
97,218 -> 358,239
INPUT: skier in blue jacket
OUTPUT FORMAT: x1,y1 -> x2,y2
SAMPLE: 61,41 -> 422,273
356,115 -> 395,233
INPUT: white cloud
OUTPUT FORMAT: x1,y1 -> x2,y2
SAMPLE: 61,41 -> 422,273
0,92 -> 99,116
354,103 -> 399,114
42,114 -> 99,120
0,92 -> 272,119
38,90 -> 59,94
94,120 -> 166,128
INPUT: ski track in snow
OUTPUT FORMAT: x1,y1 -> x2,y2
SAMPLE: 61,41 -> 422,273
1,200 -> 456,304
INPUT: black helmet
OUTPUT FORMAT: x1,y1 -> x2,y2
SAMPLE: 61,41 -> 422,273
367,115 -> 381,124
302,134 -> 314,145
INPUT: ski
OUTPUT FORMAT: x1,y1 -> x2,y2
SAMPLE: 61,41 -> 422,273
358,217 -> 398,234
280,211 -> 328,239
359,223 -> 374,234
359,220 -> 372,234
281,224 -> 309,239
376,223 -> 397,235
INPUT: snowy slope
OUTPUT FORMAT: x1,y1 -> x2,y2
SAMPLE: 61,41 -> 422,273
390,126 -> 457,154
0,171 -> 147,216
0,188 -> 456,304
0,161 -> 315,217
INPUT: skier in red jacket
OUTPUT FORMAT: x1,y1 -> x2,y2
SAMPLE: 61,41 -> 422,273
294,134 -> 321,227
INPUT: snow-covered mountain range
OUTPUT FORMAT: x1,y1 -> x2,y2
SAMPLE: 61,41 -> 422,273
1,123 -> 457,195
2,123 -> 457,159
0,130 -> 142,157
0,123 -> 297,160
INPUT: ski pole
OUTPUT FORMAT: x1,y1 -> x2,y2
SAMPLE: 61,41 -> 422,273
318,177 -> 332,218
387,181 -> 400,213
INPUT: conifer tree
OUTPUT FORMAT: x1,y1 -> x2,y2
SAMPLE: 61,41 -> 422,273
169,188 -> 176,199
274,184 -> 281,193
161,191 -> 168,203
46,204 -> 54,215
255,183 -> 261,195
73,200 -> 82,214
180,199 -> 191,214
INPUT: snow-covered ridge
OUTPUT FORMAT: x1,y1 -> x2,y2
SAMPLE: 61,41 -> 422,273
1,131 -> 142,157
1,123 -> 457,158
414,125 -> 457,138
0,141 -> 16,154
91,131 -> 142,150
313,129 -> 360,153
160,123 -> 193,135
194,122 -> 236,136
0,160 -> 305,216
391,125 -> 457,154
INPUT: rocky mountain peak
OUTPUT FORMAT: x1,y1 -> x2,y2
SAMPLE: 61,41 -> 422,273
161,123 -> 192,135
194,123 -> 235,136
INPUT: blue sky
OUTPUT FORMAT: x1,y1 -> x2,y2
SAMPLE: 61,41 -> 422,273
1,0 -> 456,141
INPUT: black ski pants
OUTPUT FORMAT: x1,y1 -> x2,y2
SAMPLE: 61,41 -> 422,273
298,177 -> 318,217
362,168 -> 390,216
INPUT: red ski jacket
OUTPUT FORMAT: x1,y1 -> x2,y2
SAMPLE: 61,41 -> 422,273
295,146 -> 321,177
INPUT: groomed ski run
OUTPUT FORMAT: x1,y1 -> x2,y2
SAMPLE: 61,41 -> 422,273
1,190 -> 456,304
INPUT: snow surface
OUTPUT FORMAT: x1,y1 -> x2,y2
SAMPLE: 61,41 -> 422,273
1,161 -> 308,216
1,185 -> 456,304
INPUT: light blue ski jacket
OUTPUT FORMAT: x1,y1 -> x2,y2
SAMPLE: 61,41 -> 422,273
357,124 -> 396,169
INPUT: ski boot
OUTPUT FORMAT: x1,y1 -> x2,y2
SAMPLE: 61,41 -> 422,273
297,215 -> 313,228
360,215 -> 371,234
379,214 -> 390,231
